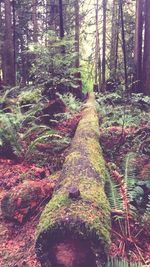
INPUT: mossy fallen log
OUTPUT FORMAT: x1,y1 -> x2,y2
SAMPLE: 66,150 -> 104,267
36,94 -> 111,267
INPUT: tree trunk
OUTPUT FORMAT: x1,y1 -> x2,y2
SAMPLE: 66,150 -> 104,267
32,0 -> 38,42
3,0 -> 16,86
119,0 -> 128,91
36,94 -> 111,267
102,0 -> 107,86
74,0 -> 80,69
0,1 -> 3,84
59,0 -> 64,39
134,0 -> 143,92
110,0 -> 119,80
59,0 -> 65,55
143,0 -> 150,96
94,0 -> 99,91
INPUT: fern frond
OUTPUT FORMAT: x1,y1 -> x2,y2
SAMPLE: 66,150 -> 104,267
23,124 -> 52,139
107,257 -> 143,267
25,131 -> 62,157
123,152 -> 138,202
142,195 -> 150,223
106,179 -> 123,210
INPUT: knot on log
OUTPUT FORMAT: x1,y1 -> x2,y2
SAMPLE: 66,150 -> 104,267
68,186 -> 80,200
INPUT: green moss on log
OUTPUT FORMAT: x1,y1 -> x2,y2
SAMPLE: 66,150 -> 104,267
36,94 -> 111,266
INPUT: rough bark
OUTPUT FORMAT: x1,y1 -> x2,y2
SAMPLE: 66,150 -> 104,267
36,94 -> 111,267
143,0 -> 150,96
102,0 -> 107,86
119,0 -> 128,90
74,0 -> 80,69
3,0 -> 16,85
59,0 -> 64,39
110,0 -> 119,79
32,0 -> 38,42
94,0 -> 99,89
134,0 -> 143,92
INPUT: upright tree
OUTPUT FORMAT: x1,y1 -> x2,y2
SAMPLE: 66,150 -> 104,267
74,0 -> 80,69
102,0 -> 107,86
119,0 -> 128,90
32,0 -> 38,42
143,0 -> 150,96
134,0 -> 143,92
110,0 -> 119,80
59,0 -> 64,39
2,0 -> 16,85
94,0 -> 99,88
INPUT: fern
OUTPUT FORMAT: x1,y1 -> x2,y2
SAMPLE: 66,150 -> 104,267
107,258 -> 143,267
57,92 -> 82,112
25,131 -> 69,158
106,179 -> 123,211
123,152 -> 137,202
142,195 -> 150,224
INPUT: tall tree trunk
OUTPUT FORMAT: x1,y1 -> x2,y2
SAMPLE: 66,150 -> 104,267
32,0 -> 38,42
59,0 -> 64,39
12,0 -> 16,83
143,0 -> 150,96
0,1 -> 3,84
110,0 -> 119,80
98,39 -> 102,90
102,0 -> 107,86
74,0 -> 80,69
58,0 -> 65,54
94,0 -> 99,91
3,0 -> 16,86
119,0 -> 128,91
134,0 -> 143,92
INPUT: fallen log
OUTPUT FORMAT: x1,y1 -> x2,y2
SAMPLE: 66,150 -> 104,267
36,94 -> 111,267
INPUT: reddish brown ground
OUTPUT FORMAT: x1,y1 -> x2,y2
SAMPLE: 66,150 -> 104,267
0,113 -> 81,267
0,160 -> 43,267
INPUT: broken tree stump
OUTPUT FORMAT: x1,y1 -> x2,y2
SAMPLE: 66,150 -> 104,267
35,94 -> 111,267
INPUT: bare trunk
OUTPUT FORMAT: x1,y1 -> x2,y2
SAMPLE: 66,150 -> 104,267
94,0 -> 99,89
119,0 -> 128,91
59,0 -> 64,39
3,0 -> 16,86
102,0 -> 107,86
75,0 -> 80,68
134,0 -> 143,92
59,0 -> 65,54
32,0 -> 38,42
143,0 -> 150,96
110,0 -> 119,79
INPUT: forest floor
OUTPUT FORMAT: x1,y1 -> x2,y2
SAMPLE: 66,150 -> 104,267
0,112 -> 81,267
0,95 -> 150,267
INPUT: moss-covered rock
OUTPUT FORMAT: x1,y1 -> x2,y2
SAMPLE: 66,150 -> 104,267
36,94 -> 111,267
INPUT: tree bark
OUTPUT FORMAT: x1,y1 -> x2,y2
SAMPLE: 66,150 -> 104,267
32,0 -> 38,42
59,0 -> 64,39
134,0 -> 143,92
110,0 -> 119,80
143,0 -> 150,96
102,0 -> 107,86
94,0 -> 99,90
3,0 -> 16,86
119,0 -> 128,91
36,94 -> 111,267
74,0 -> 80,69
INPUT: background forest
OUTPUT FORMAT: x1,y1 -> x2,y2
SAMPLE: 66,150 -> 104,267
0,1 -> 150,267
0,0 -> 150,96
